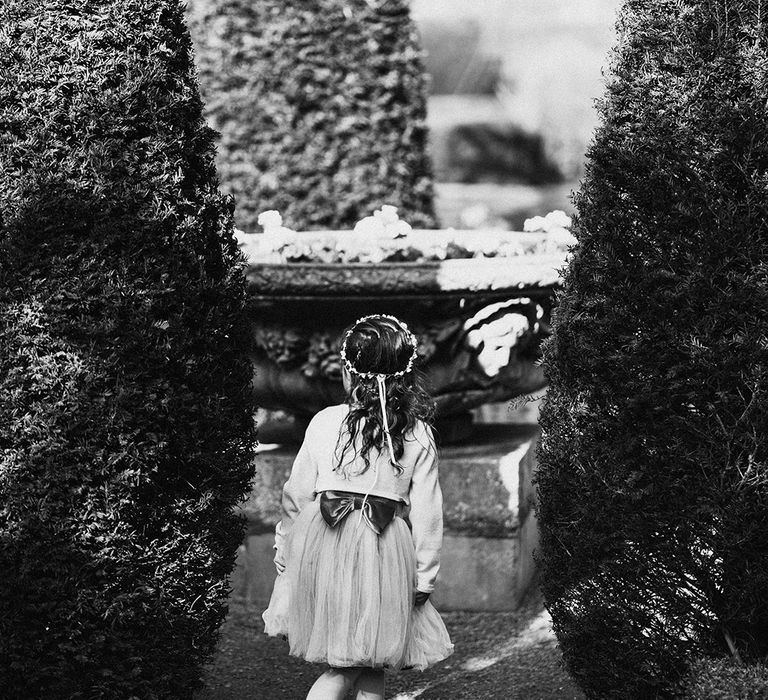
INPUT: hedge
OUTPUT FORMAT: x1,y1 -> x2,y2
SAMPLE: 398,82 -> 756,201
0,1 -> 255,697
535,0 -> 768,697
681,658 -> 768,700
187,0 -> 437,231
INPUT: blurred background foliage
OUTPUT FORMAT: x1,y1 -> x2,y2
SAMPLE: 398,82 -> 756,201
187,0 -> 622,231
413,0 -> 622,229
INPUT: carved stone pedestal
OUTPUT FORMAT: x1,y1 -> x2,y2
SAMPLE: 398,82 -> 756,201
240,230 -> 566,441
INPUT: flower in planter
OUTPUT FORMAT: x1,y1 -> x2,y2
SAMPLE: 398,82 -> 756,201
246,206 -> 573,264
524,210 -> 576,250
353,204 -> 413,238
257,209 -> 284,232
523,209 -> 572,233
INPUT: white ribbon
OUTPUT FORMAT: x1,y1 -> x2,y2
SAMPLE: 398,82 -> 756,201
376,374 -> 398,466
360,374 -> 396,525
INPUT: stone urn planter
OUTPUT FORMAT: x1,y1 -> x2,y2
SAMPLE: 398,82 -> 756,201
239,221 -> 571,441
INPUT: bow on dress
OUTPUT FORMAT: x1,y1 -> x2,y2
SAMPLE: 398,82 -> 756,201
320,490 -> 397,535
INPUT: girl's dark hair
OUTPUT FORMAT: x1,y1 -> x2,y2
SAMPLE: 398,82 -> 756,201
335,316 -> 435,476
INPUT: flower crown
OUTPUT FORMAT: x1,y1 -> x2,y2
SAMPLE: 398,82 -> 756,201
339,314 -> 418,378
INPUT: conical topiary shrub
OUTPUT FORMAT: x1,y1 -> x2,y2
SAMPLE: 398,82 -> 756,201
0,1 -> 255,697
187,0 -> 437,231
536,1 -> 768,697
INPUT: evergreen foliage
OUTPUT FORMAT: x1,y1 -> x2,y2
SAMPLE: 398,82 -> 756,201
0,1 -> 255,696
187,0 -> 437,231
681,658 -> 768,699
536,0 -> 768,696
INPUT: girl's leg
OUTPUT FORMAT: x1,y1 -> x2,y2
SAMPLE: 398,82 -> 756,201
353,669 -> 385,700
306,667 -> 362,700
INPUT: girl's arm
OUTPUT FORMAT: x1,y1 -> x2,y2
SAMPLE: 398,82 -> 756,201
273,425 -> 318,572
408,425 -> 443,594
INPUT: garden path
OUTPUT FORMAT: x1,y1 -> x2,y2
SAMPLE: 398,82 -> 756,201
198,591 -> 584,699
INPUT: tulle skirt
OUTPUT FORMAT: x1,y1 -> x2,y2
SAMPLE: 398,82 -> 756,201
262,499 -> 454,671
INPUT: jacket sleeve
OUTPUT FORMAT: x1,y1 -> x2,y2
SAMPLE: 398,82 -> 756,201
273,426 -> 318,572
408,425 -> 443,593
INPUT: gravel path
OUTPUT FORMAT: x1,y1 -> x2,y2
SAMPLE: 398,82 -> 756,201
197,592 -> 584,699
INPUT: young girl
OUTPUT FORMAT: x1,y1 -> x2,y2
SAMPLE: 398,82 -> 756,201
262,314 -> 453,700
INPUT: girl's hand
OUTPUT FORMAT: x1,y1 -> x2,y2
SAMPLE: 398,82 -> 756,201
414,590 -> 430,607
